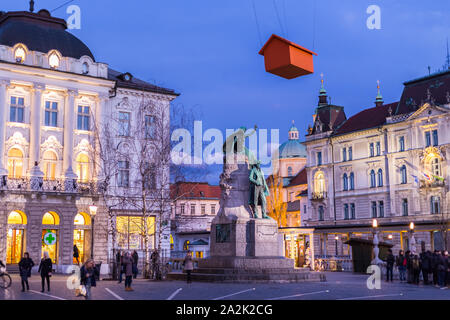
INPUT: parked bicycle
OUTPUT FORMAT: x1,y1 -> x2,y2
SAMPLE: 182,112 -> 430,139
0,265 -> 12,289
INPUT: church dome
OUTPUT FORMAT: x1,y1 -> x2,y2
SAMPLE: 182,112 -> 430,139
0,10 -> 95,61
278,121 -> 306,158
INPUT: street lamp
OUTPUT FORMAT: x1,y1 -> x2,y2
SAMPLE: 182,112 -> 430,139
409,221 -> 416,255
371,219 -> 383,265
334,235 -> 339,256
89,205 -> 98,259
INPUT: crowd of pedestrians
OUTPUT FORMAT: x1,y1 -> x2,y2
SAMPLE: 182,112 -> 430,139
385,248 -> 449,289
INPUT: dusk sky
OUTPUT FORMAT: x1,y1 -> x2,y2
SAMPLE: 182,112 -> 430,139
3,0 -> 450,183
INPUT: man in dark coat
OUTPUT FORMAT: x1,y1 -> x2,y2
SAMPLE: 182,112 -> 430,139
385,249 -> 395,282
132,250 -> 139,279
437,252 -> 447,288
38,252 -> 52,292
19,252 -> 34,292
432,250 -> 441,287
396,250 -> 407,282
420,251 -> 431,285
405,250 -> 412,283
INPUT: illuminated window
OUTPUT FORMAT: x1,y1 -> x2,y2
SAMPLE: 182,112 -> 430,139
74,213 -> 88,226
7,148 -> 23,179
116,216 -> 155,250
42,212 -> 60,225
76,153 -> 89,183
43,150 -> 57,180
8,211 -> 26,225
428,157 -> 442,177
15,46 -> 26,63
49,52 -> 60,69
314,172 -> 325,194
10,96 -> 25,123
183,240 -> 190,251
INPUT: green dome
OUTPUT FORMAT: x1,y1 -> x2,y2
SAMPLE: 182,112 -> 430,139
279,140 -> 307,159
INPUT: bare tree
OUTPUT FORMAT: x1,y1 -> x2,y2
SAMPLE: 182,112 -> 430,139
266,174 -> 287,227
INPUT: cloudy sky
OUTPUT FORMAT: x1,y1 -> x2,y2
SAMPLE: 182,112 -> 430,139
4,0 -> 450,183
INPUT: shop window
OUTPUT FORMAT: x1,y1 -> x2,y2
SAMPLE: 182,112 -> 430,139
116,216 -> 155,250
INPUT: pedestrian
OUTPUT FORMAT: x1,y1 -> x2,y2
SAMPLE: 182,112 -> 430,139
183,250 -> 194,284
117,250 -> 124,284
18,252 -> 34,292
420,251 -> 431,285
122,252 -> 134,291
396,250 -> 407,282
437,251 -> 447,289
405,250 -> 412,283
38,252 -> 52,292
412,254 -> 421,285
80,259 -> 99,300
151,249 -> 159,279
385,249 -> 395,282
132,250 -> 139,279
73,244 -> 80,265
432,250 -> 440,287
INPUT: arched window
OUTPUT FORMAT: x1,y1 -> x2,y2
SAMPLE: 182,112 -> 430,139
400,165 -> 407,184
43,150 -> 57,180
42,212 -> 60,225
349,172 -> 355,190
287,167 -> 293,177
8,211 -> 27,225
74,212 -> 91,225
14,46 -> 26,63
370,170 -> 376,188
76,153 -> 89,183
314,172 -> 325,194
343,173 -> 348,191
377,169 -> 383,187
7,148 -> 23,179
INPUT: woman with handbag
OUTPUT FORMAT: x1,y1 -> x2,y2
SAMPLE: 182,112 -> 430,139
80,259 -> 98,299
19,252 -> 34,292
38,251 -> 52,292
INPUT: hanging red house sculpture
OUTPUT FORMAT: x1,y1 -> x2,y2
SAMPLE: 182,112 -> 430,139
259,34 -> 317,79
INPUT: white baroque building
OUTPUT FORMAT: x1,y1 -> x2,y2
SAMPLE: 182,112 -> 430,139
0,8 -> 178,274
303,70 -> 450,262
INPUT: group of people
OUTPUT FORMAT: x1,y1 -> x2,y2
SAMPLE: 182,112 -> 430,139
13,251 -> 53,293
116,250 -> 139,291
385,248 -> 450,288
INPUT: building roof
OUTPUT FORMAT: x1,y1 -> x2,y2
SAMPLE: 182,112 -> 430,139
170,182 -> 221,200
108,69 -> 179,96
310,104 -> 347,135
279,140 -> 307,158
395,69 -> 450,115
258,34 -> 317,56
334,102 -> 398,136
286,167 -> 307,187
0,10 -> 95,61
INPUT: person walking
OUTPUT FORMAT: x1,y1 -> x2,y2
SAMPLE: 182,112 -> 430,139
385,249 -> 395,282
122,252 -> 134,291
412,254 -> 421,285
117,251 -> 124,284
38,252 -> 52,292
132,250 -> 139,279
80,259 -> 99,300
18,252 -> 34,292
183,250 -> 194,284
396,250 -> 407,282
73,245 -> 80,265
420,251 -> 431,285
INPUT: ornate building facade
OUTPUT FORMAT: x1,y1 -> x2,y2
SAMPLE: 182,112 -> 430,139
303,70 -> 450,266
0,8 -> 178,274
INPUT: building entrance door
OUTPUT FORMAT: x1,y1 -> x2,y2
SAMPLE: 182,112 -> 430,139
6,228 -> 24,264
73,230 -> 85,264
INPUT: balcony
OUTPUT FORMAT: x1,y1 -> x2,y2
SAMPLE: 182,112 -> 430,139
0,177 -> 98,195
419,179 -> 445,189
311,191 -> 327,201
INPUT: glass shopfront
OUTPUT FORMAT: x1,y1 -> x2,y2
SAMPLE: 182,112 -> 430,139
6,211 -> 27,264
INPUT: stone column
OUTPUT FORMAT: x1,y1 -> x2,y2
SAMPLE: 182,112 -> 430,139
63,90 -> 78,191
29,84 -> 45,190
309,233 -> 315,270
0,79 -> 10,178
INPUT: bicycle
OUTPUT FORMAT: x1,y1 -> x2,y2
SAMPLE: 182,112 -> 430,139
0,267 -> 12,289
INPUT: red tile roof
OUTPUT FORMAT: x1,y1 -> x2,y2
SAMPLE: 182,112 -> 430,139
334,102 -> 398,136
170,182 -> 221,200
286,167 -> 307,187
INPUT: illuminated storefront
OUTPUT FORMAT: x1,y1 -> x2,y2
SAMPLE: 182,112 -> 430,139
41,212 -> 60,263
279,227 -> 315,269
73,212 -> 91,264
6,211 -> 27,264
116,216 -> 156,251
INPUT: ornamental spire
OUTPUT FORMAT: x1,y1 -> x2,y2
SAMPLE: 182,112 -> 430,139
375,80 -> 384,107
29,0 -> 35,12
318,73 -> 328,106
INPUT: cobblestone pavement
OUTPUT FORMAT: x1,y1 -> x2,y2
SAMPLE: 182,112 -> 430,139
1,272 -> 449,300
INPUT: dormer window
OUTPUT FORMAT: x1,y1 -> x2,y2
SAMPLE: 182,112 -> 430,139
121,73 -> 133,82
82,62 -> 89,75
49,52 -> 60,69
14,46 -> 26,63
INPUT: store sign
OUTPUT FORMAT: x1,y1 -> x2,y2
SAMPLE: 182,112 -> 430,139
43,231 -> 57,246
